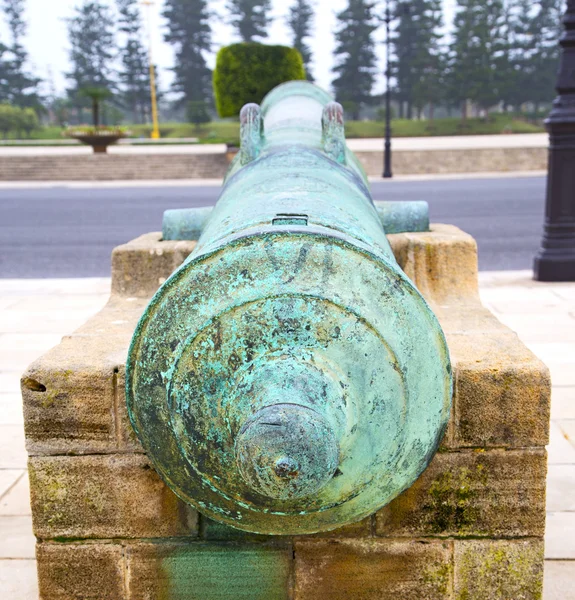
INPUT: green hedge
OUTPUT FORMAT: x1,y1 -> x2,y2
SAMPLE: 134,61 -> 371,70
213,43 -> 305,118
0,105 -> 39,137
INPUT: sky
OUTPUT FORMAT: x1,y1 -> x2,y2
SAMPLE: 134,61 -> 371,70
1,0 -> 458,99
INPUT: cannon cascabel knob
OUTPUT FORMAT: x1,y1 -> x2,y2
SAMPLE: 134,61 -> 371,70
235,404 -> 339,501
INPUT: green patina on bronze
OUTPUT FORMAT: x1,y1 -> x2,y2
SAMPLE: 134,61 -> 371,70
160,543 -> 292,600
127,81 -> 452,536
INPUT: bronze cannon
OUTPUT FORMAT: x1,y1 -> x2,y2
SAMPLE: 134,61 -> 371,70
126,81 -> 452,535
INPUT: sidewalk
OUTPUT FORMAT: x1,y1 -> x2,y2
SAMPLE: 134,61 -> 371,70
0,133 -> 547,156
0,271 -> 573,598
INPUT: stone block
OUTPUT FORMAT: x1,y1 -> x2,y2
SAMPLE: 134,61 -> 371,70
112,233 -> 196,297
388,224 -> 479,305
29,454 -> 198,539
454,539 -> 544,600
294,538 -> 452,600
125,541 -> 293,600
36,542 -> 125,600
21,299 -> 145,455
447,330 -> 551,448
375,449 -> 546,538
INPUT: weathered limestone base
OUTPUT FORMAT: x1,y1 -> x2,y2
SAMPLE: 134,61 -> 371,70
34,539 -> 544,600
23,225 -> 550,599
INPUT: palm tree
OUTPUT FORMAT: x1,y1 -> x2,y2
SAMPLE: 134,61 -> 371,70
79,86 -> 112,127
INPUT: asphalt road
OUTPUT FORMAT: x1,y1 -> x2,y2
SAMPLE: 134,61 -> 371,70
0,176 -> 546,278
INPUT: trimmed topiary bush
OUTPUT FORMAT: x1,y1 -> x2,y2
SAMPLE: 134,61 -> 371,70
213,43 -> 305,118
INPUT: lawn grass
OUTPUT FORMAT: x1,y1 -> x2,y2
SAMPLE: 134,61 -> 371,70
0,114 -> 543,145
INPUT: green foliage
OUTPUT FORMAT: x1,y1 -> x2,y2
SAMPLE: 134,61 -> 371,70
66,1 -> 116,98
187,100 -> 211,129
332,0 -> 378,119
287,0 -> 315,81
0,103 -> 38,137
394,0 -> 445,119
227,0 -> 271,42
163,0 -> 212,106
0,0 -> 40,106
0,114 -> 544,144
128,113 -> 543,142
213,43 -> 305,118
448,0 -> 507,114
116,0 -> 151,124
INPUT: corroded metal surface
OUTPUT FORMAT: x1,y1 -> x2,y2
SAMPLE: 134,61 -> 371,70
162,201 -> 429,241
127,81 -> 452,535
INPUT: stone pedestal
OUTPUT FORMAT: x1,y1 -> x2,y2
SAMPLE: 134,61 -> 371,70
22,225 -> 549,599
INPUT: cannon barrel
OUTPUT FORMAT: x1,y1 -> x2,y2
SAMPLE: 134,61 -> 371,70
127,81 -> 452,535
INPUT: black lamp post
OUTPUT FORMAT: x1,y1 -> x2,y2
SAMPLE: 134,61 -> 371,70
383,0 -> 393,179
533,0 -> 575,281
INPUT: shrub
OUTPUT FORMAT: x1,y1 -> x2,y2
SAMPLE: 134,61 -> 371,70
0,104 -> 39,138
21,108 -> 40,137
213,43 -> 305,118
187,100 -> 211,130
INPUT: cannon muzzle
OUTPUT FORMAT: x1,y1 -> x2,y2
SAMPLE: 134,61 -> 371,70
126,81 -> 452,535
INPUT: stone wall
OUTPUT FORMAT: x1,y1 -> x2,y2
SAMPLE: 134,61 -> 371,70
22,225 -> 550,599
1,146 -> 547,181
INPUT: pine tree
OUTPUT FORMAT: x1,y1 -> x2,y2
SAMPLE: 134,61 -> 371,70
394,0 -> 444,119
227,0 -> 271,42
66,1 -> 116,100
448,0 -> 506,117
0,0 -> 40,106
523,0 -> 564,113
163,0 -> 212,107
494,0 -> 523,112
288,0 -> 314,81
116,0 -> 151,123
332,0 -> 378,119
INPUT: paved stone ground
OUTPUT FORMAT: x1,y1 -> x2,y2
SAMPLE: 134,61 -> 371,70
0,271 -> 573,598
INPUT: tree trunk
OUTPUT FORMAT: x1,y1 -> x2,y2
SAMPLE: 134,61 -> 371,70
462,100 -> 468,121
407,102 -> 413,119
92,99 -> 99,128
429,103 -> 435,121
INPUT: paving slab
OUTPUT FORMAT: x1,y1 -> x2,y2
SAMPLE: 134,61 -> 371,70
547,364 -> 575,387
547,465 -> 575,511
0,516 -> 36,558
0,472 -> 31,516
545,512 -> 575,559
0,373 -> 23,394
526,343 -> 575,365
0,426 -> 27,469
0,333 -> 63,351
0,310 -> 107,335
0,394 -> 24,425
559,420 -> 575,447
543,561 -> 575,600
0,470 -> 23,499
548,423 -> 575,465
0,277 -> 110,295
0,560 -> 39,600
551,387 -> 575,420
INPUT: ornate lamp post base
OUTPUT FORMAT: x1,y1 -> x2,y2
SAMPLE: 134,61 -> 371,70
534,1 -> 575,281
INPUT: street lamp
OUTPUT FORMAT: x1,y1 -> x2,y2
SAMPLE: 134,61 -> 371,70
533,0 -> 575,281
141,0 -> 161,140
383,0 -> 392,179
